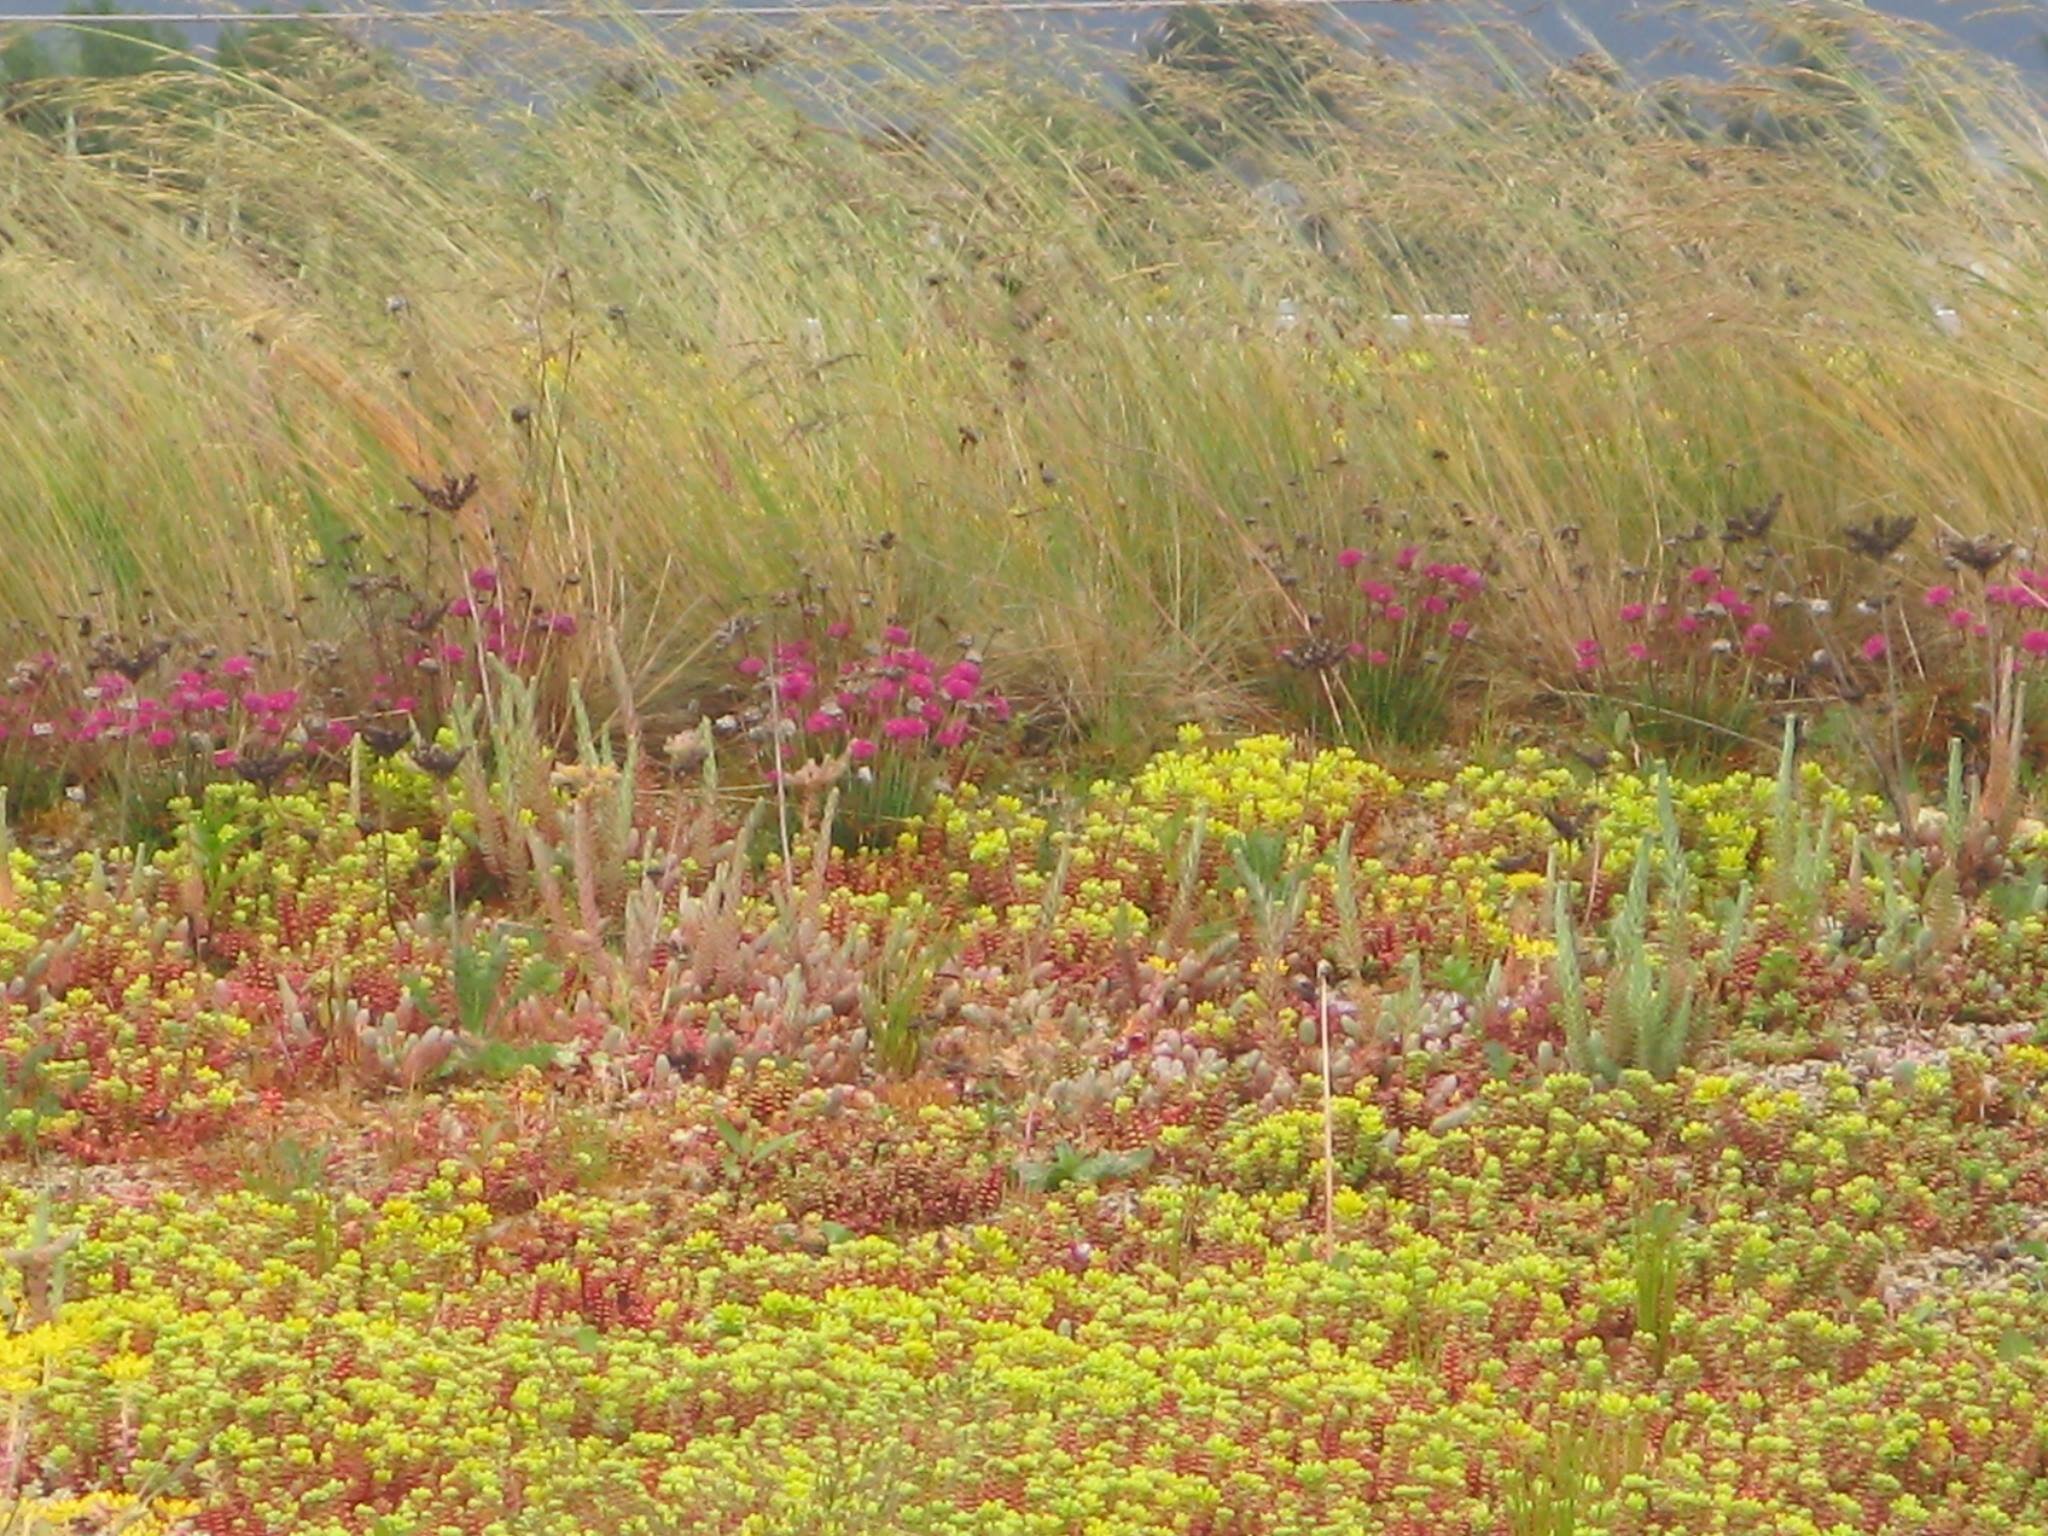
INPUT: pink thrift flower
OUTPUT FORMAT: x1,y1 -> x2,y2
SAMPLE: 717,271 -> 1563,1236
448,598 -> 475,620
1337,548 -> 1365,570
1447,619 -> 1473,641
1924,585 -> 1955,609
986,695 -> 1013,724
1686,565 -> 1716,587
848,737 -> 877,762
1618,603 -> 1648,623
1368,649 -> 1390,667
883,715 -> 929,741
1950,608 -> 1975,629
440,644 -> 467,665
213,748 -> 238,769
1345,641 -> 1367,658
1744,622 -> 1774,646
1395,545 -> 1420,572
935,721 -> 968,748
1675,615 -> 1702,637
867,679 -> 902,706
147,727 -> 177,750
1384,603 -> 1408,624
777,671 -> 814,704
883,624 -> 912,646
222,655 -> 255,679
826,620 -> 852,641
1361,580 -> 1396,606
920,701 -> 945,726
1626,642 -> 1651,662
1860,632 -> 1889,662
1421,594 -> 1449,616
735,656 -> 765,678
2023,630 -> 2048,657
941,673 -> 977,702
805,710 -> 841,734
469,568 -> 498,593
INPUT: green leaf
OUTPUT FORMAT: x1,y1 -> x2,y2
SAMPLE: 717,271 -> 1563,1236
711,1114 -> 749,1158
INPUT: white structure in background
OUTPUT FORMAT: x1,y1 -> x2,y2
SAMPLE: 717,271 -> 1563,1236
1377,305 -> 1962,337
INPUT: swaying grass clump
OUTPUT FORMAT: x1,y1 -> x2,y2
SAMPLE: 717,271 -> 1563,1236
0,1 -> 2044,750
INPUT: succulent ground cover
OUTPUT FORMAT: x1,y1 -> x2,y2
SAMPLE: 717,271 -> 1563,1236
6,716 -> 2048,1534
7,7 -> 2048,1527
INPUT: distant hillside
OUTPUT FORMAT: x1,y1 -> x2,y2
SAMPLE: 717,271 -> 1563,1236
3,0 -> 2045,85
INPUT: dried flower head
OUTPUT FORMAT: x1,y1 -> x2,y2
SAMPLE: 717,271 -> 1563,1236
236,747 -> 299,788
410,743 -> 467,780
1722,492 -> 1782,544
664,730 -> 711,776
1939,534 -> 2014,576
710,613 -> 761,650
1843,513 -> 1916,562
781,757 -> 845,796
1278,637 -> 1350,673
408,472 -> 480,514
358,719 -> 413,758
93,639 -> 171,683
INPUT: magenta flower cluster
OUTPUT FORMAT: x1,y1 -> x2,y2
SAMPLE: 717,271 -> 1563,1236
737,622 -> 1010,765
1601,570 -> 1787,673
1586,559 -> 2048,682
1927,569 -> 2048,657
1,655 -> 323,758
1311,544 -> 1484,666
432,569 -> 578,673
